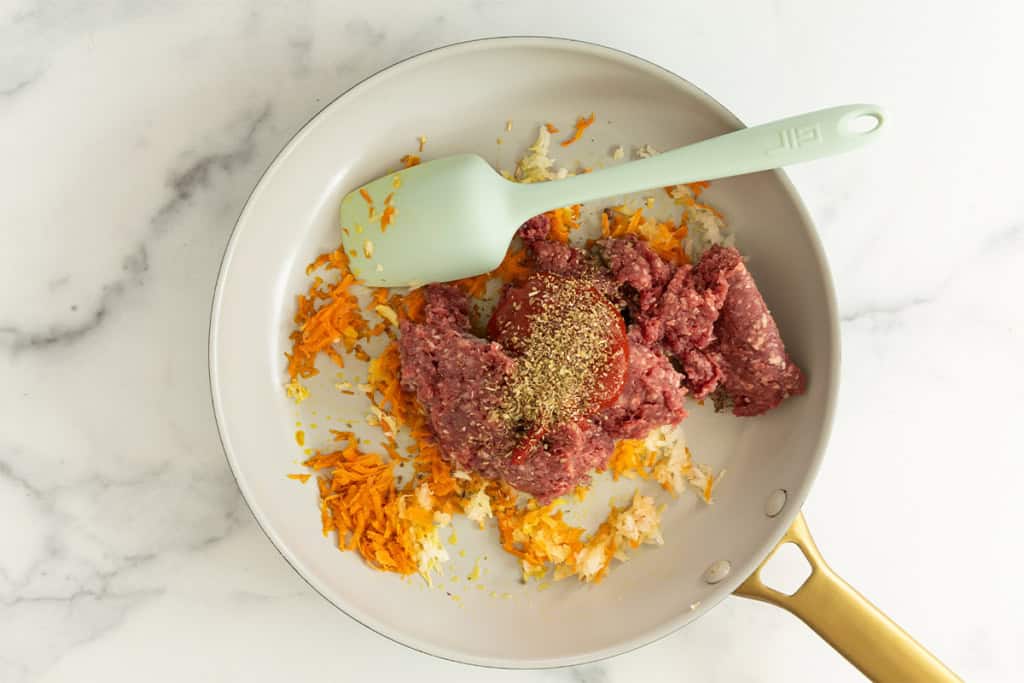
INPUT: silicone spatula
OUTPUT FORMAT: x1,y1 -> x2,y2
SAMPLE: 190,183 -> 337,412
341,104 -> 885,287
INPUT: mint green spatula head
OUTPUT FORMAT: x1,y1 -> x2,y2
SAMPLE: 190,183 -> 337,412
342,104 -> 885,287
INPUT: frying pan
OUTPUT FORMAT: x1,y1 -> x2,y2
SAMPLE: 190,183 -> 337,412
209,37 -> 959,681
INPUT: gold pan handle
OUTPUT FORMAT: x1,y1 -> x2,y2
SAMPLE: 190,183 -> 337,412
734,513 -> 961,682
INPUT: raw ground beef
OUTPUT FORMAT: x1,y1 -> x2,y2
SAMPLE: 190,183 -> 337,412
399,283 -> 685,502
500,419 -> 614,499
694,246 -> 805,416
519,215 -> 619,301
600,236 -> 725,399
598,237 -> 804,413
529,240 -> 593,279
516,214 -> 550,242
597,342 -> 687,440
599,235 -> 674,313
398,220 -> 804,501
398,286 -> 516,474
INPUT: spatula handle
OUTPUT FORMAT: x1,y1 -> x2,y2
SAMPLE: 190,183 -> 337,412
510,104 -> 885,220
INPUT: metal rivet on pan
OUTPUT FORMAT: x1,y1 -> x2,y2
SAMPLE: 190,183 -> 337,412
703,560 -> 731,584
765,489 -> 788,518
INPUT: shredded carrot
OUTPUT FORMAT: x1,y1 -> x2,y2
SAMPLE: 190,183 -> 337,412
398,287 -> 426,323
495,500 -> 585,570
400,154 -> 421,168
359,188 -> 372,204
687,180 -> 710,197
380,205 -> 396,232
288,473 -> 312,483
364,339 -> 496,514
331,429 -> 355,442
544,122 -> 559,134
287,274 -> 492,577
366,288 -> 389,310
560,113 -> 595,147
451,272 -> 489,299
285,250 -> 377,379
366,342 -> 416,426
603,206 -> 689,266
664,180 -> 712,203
545,204 -> 581,244
607,439 -> 656,480
493,246 -> 532,284
451,244 -> 533,297
304,435 -> 419,574
382,440 -> 406,463
304,251 -> 335,275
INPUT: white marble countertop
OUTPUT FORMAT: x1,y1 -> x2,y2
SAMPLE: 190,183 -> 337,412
2,1 -> 1022,681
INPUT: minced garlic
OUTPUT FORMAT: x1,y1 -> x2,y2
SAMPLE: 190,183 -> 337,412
636,143 -> 659,159
464,488 -> 493,528
285,380 -> 309,403
375,304 -> 399,326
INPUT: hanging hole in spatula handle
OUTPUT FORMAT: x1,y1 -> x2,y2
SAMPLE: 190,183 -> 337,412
843,106 -> 885,135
